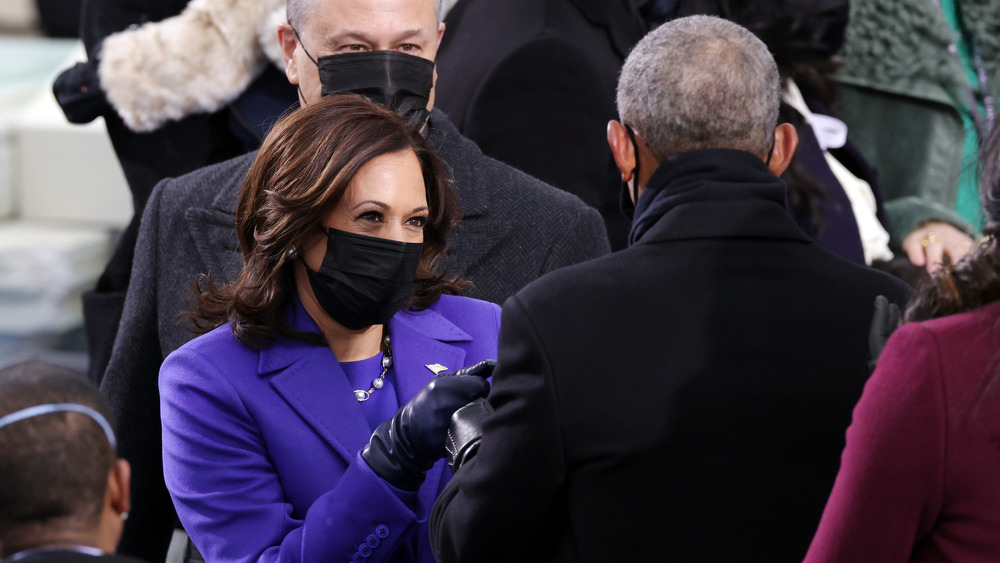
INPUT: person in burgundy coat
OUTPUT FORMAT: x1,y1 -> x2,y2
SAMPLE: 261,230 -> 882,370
159,96 -> 498,562
805,118 -> 1000,561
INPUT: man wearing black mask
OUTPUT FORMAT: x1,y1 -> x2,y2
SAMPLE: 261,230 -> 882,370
99,1 -> 610,560
430,16 -> 911,562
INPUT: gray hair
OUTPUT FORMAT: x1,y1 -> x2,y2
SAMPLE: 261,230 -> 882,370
288,0 -> 445,32
616,15 -> 780,161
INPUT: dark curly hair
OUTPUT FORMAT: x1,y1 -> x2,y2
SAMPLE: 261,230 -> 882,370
187,94 -> 465,347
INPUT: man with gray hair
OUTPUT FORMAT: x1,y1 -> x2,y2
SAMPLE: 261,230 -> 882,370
430,15 -> 910,561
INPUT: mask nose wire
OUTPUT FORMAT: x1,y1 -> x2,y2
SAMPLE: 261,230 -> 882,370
292,27 -> 321,67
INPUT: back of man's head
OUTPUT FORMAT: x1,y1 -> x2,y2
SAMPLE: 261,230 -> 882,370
617,15 -> 780,161
0,361 -> 117,552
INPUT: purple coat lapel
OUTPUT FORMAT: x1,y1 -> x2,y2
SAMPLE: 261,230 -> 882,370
268,345 -> 371,462
390,305 -> 473,404
391,306 -> 474,515
261,295 -> 473,470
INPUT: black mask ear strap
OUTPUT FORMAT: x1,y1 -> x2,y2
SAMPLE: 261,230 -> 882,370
764,131 -> 776,167
624,124 -> 641,205
292,27 -> 320,67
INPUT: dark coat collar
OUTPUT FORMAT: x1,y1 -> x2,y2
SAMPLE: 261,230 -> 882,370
423,108 -> 491,217
209,151 -> 255,214
630,148 -> 812,246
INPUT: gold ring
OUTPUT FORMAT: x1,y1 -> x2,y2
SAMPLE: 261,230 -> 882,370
921,232 -> 938,247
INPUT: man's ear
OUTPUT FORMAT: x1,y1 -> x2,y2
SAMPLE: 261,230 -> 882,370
278,23 -> 300,85
607,120 -> 636,183
767,122 -> 798,177
107,459 -> 131,516
437,21 -> 446,46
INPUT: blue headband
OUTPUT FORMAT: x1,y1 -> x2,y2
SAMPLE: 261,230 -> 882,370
0,403 -> 116,449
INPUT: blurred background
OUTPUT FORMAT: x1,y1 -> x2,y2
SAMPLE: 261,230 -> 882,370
0,0 -> 127,372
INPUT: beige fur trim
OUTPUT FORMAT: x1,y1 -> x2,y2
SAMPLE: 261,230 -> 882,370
258,5 -> 287,70
99,0 -> 284,132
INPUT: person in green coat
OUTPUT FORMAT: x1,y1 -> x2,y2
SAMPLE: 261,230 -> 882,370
834,0 -> 996,273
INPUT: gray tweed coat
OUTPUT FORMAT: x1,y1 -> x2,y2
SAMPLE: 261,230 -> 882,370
100,109 -> 610,560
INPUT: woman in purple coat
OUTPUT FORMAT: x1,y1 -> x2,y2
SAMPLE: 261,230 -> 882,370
805,118 -> 1000,561
158,95 -> 499,562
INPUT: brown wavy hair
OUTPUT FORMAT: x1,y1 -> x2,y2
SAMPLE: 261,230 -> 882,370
187,94 -> 464,347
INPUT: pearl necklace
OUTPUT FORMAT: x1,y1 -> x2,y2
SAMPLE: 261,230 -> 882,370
354,330 -> 392,402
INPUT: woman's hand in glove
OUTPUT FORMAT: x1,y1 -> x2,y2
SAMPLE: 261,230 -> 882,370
362,360 -> 495,490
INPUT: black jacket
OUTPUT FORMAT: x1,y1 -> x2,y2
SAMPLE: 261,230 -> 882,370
431,149 -> 911,562
434,0 -> 646,249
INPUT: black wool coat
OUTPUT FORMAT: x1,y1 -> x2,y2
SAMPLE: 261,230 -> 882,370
434,0 -> 646,249
431,149 -> 912,563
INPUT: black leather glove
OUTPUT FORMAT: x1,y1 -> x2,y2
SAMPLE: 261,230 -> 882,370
868,294 -> 901,373
446,397 -> 494,472
53,60 -> 113,124
362,360 -> 495,490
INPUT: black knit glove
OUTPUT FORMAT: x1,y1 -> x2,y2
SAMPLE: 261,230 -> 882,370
362,360 -> 495,490
53,60 -> 113,124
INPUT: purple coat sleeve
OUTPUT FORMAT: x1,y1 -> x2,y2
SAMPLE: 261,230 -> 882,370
804,323 -> 946,562
160,344 -> 425,563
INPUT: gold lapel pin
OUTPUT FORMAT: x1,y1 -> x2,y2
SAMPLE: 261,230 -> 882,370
425,363 -> 448,375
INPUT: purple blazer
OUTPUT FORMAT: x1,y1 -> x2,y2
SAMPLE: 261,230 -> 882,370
159,293 -> 501,563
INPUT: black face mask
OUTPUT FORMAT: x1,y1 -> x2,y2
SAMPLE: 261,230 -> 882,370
296,33 -> 434,129
305,228 -> 424,330
619,124 -> 642,221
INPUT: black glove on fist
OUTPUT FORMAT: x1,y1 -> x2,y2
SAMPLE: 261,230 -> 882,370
446,397 -> 495,472
362,360 -> 495,490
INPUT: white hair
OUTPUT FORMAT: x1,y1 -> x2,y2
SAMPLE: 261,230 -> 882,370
616,15 -> 781,161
